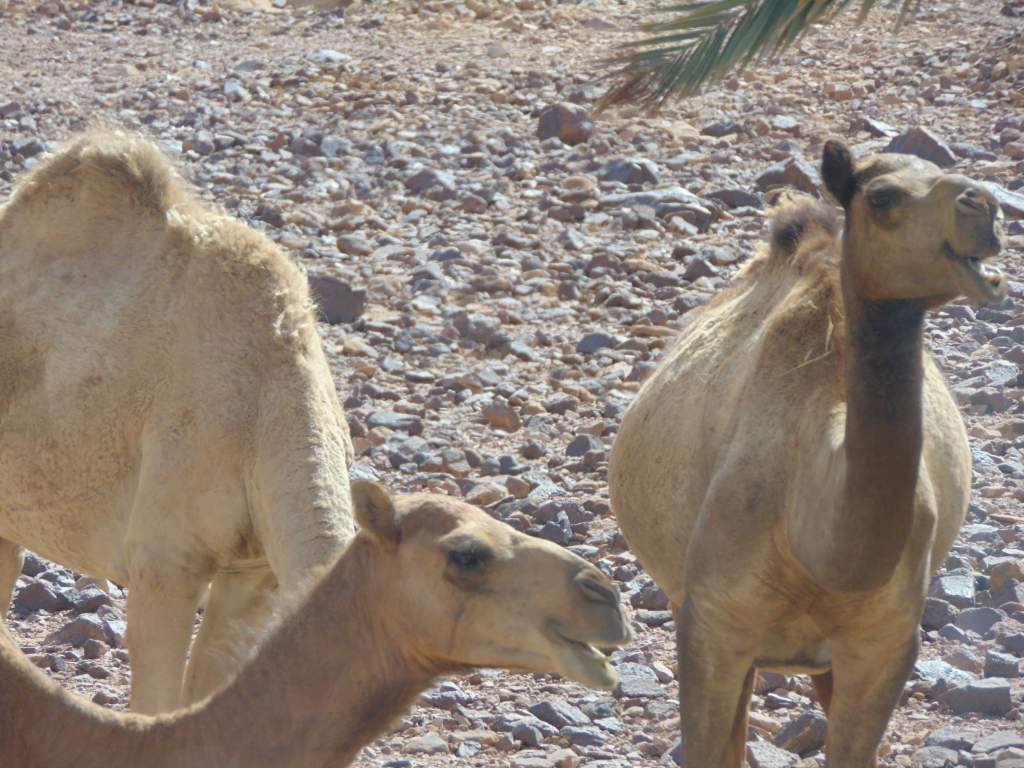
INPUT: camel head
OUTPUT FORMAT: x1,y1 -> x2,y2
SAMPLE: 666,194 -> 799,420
821,139 -> 1007,306
351,480 -> 632,689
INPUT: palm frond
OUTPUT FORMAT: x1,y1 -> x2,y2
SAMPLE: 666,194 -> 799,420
600,0 -> 919,110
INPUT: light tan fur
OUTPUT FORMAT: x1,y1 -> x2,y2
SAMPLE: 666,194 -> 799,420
0,482 -> 631,768
0,130 -> 356,712
610,142 -> 1006,767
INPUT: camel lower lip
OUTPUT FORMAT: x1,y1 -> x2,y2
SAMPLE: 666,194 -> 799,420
943,241 -> 1007,304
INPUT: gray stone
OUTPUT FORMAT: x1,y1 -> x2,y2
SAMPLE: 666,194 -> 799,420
910,746 -> 959,767
972,732 -> 1024,754
46,614 -> 107,647
71,586 -> 113,614
884,127 -> 957,167
367,412 -> 424,435
402,732 -> 449,755
614,662 -> 666,698
528,699 -> 590,728
926,728 -> 978,751
707,188 -> 763,209
566,434 -> 602,458
14,579 -> 72,613
755,157 -> 820,194
405,168 -> 456,195
561,725 -> 606,746
577,332 -> 620,355
922,597 -> 959,630
599,157 -> 659,186
1002,632 -> 1024,656
985,650 -> 1020,678
308,274 -> 367,325
773,711 -> 827,756
956,606 -> 1006,635
747,740 -> 800,768
942,678 -> 1012,716
914,659 -> 976,685
929,572 -> 976,608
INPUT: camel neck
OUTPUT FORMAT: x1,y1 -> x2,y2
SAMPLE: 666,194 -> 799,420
9,539 -> 435,768
828,272 -> 926,591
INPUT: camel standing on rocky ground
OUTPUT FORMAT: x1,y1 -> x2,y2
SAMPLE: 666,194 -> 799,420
0,131 -> 356,713
610,141 -> 1007,767
0,480 -> 632,768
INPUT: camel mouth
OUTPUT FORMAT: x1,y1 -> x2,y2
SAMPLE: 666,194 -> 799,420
548,626 -> 626,690
943,241 -> 1007,304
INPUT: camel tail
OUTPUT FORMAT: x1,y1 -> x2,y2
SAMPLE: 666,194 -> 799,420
4,129 -> 190,219
767,193 -> 841,262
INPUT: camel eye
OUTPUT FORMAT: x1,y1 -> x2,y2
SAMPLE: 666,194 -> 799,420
448,548 -> 489,570
868,187 -> 902,211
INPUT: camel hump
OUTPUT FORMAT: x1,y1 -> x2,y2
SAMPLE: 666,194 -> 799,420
766,192 -> 840,262
5,129 -> 189,220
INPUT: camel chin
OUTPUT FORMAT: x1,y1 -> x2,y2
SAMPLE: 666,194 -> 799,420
546,625 -> 623,690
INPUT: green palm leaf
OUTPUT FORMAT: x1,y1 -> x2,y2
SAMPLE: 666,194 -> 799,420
601,0 -> 918,109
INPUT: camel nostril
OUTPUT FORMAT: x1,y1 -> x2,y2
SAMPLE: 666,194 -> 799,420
577,572 -> 618,606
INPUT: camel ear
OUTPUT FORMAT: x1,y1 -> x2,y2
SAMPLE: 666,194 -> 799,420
352,480 -> 399,551
822,139 -> 856,208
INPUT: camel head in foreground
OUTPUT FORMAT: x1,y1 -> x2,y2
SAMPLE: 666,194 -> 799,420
1,482 -> 631,768
350,480 -> 632,689
610,140 -> 1007,767
822,139 -> 1006,306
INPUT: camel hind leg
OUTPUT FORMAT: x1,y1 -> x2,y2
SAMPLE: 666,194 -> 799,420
0,538 -> 24,613
182,567 -> 278,704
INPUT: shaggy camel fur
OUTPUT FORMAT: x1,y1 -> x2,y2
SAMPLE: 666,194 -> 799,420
0,481 -> 631,768
609,141 -> 1006,767
0,131 -> 355,713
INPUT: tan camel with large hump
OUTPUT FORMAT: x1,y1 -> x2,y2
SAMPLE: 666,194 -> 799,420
0,480 -> 632,768
610,140 -> 1007,768
0,131 -> 356,713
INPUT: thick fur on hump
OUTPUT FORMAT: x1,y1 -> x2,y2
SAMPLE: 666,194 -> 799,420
4,129 -> 194,218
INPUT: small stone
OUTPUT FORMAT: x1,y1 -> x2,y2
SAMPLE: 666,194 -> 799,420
884,127 -> 957,168
683,256 -> 718,281
308,274 -> 367,325
599,157 -> 660,186
926,727 -> 977,751
922,597 -> 959,630
577,332 -> 620,355
701,119 -> 740,137
71,586 -> 113,614
481,398 -> 521,432
82,638 -> 106,660
929,572 -> 976,608
528,699 -> 591,728
614,662 -> 666,698
755,157 -> 820,194
747,740 -> 800,768
366,412 -> 424,435
537,103 -> 594,146
567,434 -> 602,458
402,732 -> 449,755
336,235 -> 373,257
405,168 -> 456,195
773,712 -> 827,756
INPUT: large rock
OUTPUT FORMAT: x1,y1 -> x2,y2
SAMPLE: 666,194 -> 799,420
308,274 -> 367,324
536,103 -> 593,146
13,579 -> 71,613
910,746 -> 959,767
884,127 -> 957,168
972,731 -> 1024,754
921,597 -> 958,630
942,678 -> 1012,715
956,606 -> 1005,635
599,157 -> 660,186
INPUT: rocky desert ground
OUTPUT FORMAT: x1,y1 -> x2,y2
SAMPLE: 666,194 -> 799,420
2,0 -> 1024,766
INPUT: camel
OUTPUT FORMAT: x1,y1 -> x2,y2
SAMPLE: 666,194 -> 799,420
609,140 -> 1007,768
0,480 -> 632,767
0,130 -> 357,713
